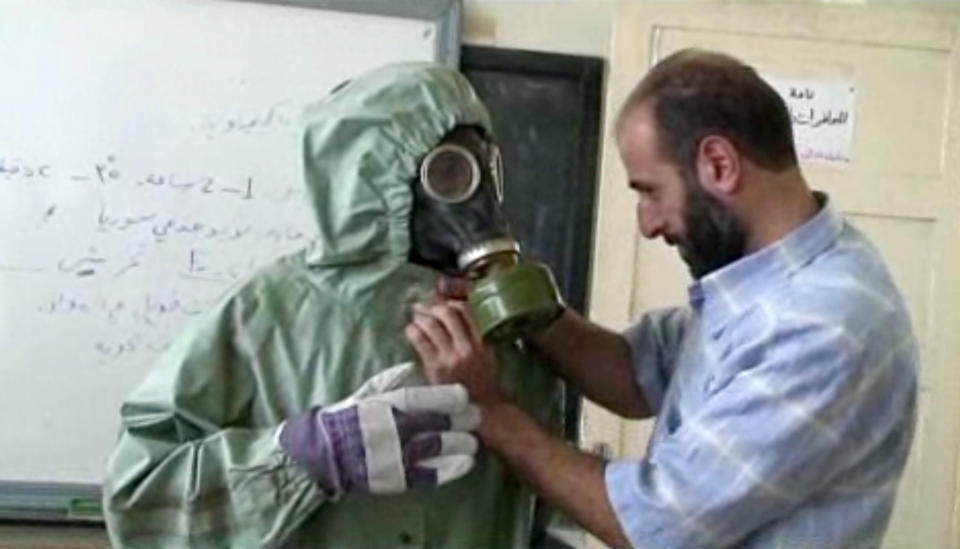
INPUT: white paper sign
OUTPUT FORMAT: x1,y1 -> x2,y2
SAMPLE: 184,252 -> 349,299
764,77 -> 856,165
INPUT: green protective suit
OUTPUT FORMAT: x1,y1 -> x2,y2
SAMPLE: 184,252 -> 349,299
101,63 -> 562,549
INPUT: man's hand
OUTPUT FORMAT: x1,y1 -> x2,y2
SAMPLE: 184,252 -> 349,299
405,300 -> 505,405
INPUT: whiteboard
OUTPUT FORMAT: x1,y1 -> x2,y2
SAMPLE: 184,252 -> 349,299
0,0 -> 457,498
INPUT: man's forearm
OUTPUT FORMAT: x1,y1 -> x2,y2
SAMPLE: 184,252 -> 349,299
478,402 -> 633,549
530,310 -> 651,419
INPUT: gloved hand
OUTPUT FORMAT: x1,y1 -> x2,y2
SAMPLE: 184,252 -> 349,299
278,363 -> 480,497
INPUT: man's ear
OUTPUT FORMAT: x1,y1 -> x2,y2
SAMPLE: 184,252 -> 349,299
695,135 -> 741,197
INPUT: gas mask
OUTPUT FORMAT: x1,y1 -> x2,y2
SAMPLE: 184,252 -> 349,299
410,127 -> 564,340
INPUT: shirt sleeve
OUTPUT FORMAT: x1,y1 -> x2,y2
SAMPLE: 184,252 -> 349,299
606,317 -> 916,549
622,307 -> 692,414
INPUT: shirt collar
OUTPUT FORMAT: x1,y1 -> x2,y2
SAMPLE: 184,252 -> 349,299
688,192 -> 842,336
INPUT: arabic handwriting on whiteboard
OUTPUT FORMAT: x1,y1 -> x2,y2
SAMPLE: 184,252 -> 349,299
2,145 -> 316,365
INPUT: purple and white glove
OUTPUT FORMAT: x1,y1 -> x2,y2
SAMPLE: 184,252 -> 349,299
278,364 -> 481,496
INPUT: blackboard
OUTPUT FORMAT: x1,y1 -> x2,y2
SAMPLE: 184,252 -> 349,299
462,46 -> 604,441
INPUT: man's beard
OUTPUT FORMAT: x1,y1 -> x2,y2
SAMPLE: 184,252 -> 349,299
678,175 -> 747,279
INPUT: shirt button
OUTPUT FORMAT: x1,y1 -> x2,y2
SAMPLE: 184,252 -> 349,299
665,405 -> 681,434
399,532 -> 414,545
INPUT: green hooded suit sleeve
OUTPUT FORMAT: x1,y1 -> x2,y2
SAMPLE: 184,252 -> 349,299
103,285 -> 326,549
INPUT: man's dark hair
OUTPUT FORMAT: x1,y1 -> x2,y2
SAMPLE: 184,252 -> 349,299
618,49 -> 798,175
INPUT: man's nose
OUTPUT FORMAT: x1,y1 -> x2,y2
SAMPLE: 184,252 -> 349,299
637,204 -> 665,239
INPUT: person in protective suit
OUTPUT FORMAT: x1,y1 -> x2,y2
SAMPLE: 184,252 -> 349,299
102,63 -> 561,549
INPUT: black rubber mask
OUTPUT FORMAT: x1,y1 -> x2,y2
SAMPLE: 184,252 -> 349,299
410,127 -> 564,339
409,127 -> 515,275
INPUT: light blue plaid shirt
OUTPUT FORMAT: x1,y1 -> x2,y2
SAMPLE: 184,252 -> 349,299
606,194 -> 918,549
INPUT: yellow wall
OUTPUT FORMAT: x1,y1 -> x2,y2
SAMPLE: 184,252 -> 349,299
462,0 -> 960,59
463,1 -> 616,57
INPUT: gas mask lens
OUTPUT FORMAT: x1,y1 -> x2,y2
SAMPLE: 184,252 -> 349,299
419,144 -> 481,204
419,142 -> 504,205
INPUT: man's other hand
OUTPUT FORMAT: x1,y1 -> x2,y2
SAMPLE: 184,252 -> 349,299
405,300 -> 505,405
